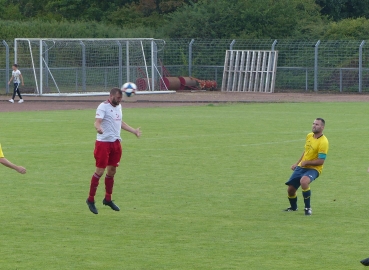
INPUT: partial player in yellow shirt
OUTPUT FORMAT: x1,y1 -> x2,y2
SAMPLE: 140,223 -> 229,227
0,144 -> 26,174
284,118 -> 329,216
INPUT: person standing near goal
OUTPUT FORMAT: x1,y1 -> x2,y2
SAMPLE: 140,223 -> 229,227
86,87 -> 141,214
8,64 -> 24,104
284,118 -> 329,216
0,143 -> 26,174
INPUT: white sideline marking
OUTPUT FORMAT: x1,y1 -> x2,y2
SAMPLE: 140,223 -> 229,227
240,139 -> 304,147
127,139 -> 305,152
4,138 -> 304,153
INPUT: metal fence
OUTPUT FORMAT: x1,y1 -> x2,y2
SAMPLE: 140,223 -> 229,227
1,39 -> 369,94
0,40 -> 10,94
162,39 -> 369,93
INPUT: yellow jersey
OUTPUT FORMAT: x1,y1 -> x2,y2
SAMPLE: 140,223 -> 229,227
298,132 -> 329,174
0,144 -> 4,158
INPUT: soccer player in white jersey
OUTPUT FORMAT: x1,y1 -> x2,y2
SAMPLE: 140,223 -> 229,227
86,87 -> 141,214
8,64 -> 24,104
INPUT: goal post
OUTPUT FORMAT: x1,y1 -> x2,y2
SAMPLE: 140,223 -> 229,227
221,50 -> 278,93
14,38 -> 169,96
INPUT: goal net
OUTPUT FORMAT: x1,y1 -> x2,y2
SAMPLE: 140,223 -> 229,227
221,50 -> 278,93
14,38 -> 169,96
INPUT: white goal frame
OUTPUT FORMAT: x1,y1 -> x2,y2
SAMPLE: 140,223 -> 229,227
221,50 -> 278,93
14,38 -> 171,96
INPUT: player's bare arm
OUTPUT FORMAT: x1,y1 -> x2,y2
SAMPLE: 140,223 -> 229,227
20,74 -> 24,86
121,122 -> 141,138
0,158 -> 26,174
300,158 -> 325,167
94,118 -> 103,134
8,76 -> 13,85
291,152 -> 305,170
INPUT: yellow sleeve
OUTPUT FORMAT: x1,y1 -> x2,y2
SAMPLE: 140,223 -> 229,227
318,137 -> 329,154
0,144 -> 4,158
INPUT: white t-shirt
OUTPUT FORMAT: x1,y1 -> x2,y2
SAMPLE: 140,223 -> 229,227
95,101 -> 122,142
12,70 -> 21,84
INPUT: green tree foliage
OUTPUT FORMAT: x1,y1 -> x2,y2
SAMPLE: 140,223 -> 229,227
0,0 -> 20,20
0,19 -> 158,39
106,2 -> 163,28
1,0 -> 369,40
105,0 -> 199,28
162,0 -> 324,39
44,0 -> 136,21
2,0 -> 192,22
322,17 -> 369,39
316,0 -> 369,21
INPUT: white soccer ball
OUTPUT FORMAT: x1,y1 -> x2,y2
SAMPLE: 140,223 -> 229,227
121,82 -> 137,97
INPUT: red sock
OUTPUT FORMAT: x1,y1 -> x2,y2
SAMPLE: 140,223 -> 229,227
88,173 -> 101,202
104,175 -> 114,202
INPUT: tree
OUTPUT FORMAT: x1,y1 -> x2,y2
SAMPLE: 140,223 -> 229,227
316,0 -> 369,21
132,0 -> 198,16
323,17 -> 369,39
161,0 -> 324,39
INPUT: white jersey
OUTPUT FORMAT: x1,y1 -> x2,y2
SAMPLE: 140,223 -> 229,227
95,101 -> 122,142
12,70 -> 21,84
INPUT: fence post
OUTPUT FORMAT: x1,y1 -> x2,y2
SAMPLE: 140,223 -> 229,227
39,40 -> 43,95
80,41 -> 86,92
314,40 -> 320,92
75,68 -> 78,92
126,41 -> 130,82
359,40 -> 365,93
306,68 -> 308,91
271,40 -> 278,51
271,40 -> 278,78
117,41 -> 122,88
189,39 -> 194,76
43,41 -> 49,89
3,40 -> 9,94
230,40 -> 236,50
151,39 -> 156,91
104,68 -> 108,90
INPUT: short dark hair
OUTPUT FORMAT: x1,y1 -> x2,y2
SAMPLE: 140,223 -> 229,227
316,118 -> 325,125
12,64 -> 18,68
110,87 -> 122,95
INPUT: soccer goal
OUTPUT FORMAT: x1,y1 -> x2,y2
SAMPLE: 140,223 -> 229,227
221,50 -> 278,93
14,38 -> 171,96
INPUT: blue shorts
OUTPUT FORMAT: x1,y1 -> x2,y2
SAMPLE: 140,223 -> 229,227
285,166 -> 319,190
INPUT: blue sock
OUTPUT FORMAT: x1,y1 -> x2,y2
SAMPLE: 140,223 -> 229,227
288,195 -> 298,210
302,188 -> 311,208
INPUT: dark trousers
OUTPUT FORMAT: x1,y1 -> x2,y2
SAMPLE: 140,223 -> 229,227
12,83 -> 22,100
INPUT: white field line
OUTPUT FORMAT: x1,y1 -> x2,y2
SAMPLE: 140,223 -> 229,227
240,139 -> 304,147
126,139 -> 305,152
4,138 -> 304,153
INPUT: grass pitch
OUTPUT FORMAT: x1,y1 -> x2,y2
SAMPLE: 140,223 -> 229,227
0,102 -> 368,269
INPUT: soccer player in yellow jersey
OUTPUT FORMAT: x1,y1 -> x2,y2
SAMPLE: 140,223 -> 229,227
284,118 -> 329,216
0,144 -> 26,174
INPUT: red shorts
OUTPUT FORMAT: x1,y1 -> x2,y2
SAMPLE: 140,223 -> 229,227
94,140 -> 122,168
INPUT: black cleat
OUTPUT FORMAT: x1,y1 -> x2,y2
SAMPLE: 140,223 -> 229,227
283,207 -> 298,212
304,208 -> 312,216
360,257 -> 369,266
86,199 -> 98,214
103,198 -> 120,211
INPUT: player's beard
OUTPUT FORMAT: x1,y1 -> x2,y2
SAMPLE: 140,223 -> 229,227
111,97 -> 120,106
312,127 -> 321,134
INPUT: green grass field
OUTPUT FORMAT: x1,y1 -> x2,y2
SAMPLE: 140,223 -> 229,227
1,102 -> 369,269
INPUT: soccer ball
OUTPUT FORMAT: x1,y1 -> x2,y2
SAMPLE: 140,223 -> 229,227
121,82 -> 137,97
